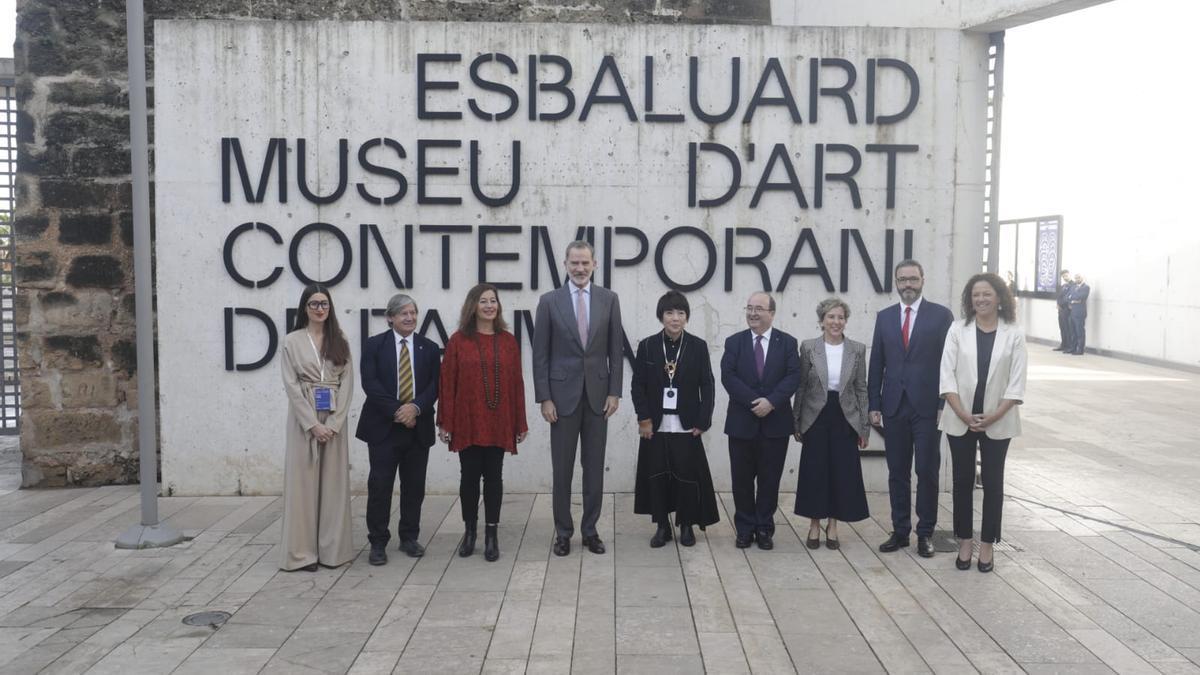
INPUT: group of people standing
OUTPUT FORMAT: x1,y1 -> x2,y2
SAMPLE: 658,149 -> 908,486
1055,269 -> 1091,355
277,243 -> 1028,576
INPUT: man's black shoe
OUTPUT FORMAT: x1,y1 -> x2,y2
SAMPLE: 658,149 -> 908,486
735,532 -> 754,548
756,532 -> 774,550
679,525 -> 696,547
398,539 -> 425,558
878,533 -> 910,552
917,536 -> 935,558
583,535 -> 606,554
368,546 -> 387,566
553,535 -> 570,557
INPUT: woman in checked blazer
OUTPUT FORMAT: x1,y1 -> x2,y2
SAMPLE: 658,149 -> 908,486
792,297 -> 871,551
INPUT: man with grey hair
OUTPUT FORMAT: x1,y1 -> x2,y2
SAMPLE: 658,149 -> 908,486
356,293 -> 441,565
533,241 -> 625,557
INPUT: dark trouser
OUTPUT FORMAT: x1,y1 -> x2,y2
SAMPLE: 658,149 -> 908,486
794,392 -> 869,522
1057,307 -> 1073,348
948,431 -> 1010,543
550,399 -> 608,538
727,435 -> 789,538
459,445 -> 505,524
883,395 -> 941,538
366,430 -> 429,547
1069,308 -> 1087,354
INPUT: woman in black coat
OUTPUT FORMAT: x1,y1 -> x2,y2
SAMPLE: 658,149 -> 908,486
632,291 -> 721,548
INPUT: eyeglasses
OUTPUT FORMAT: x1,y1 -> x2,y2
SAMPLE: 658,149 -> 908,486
307,301 -> 330,310
895,276 -> 922,284
744,306 -> 773,314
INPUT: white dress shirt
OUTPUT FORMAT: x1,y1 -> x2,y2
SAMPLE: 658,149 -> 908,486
899,296 -> 924,331
751,327 -> 773,362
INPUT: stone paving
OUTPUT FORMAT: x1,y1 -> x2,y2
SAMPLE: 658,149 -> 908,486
1,346 -> 1199,674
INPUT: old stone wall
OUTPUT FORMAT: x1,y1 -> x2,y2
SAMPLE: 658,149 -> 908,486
13,0 -> 771,486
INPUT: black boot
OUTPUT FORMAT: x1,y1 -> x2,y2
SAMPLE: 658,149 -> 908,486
459,521 -> 477,557
650,523 -> 673,548
484,524 -> 499,562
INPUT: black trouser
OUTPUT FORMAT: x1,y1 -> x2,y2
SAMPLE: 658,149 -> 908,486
948,431 -> 1010,543
1069,307 -> 1087,354
460,445 -> 505,524
883,395 -> 941,538
727,435 -> 789,538
366,430 -> 429,547
1057,307 -> 1073,348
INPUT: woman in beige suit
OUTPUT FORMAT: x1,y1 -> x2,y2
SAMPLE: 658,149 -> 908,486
280,284 -> 356,571
939,273 -> 1027,573
792,297 -> 871,550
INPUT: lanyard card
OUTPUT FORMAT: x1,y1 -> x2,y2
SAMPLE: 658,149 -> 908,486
314,387 -> 335,412
662,387 -> 679,411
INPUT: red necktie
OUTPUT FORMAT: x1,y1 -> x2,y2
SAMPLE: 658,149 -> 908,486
902,306 -> 912,350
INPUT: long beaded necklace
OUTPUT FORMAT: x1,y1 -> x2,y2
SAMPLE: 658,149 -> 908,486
478,333 -> 501,410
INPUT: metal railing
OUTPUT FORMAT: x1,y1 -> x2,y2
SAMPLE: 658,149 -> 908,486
0,58 -> 20,434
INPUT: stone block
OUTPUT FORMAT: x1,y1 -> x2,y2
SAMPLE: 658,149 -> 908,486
20,375 -> 56,409
14,292 -> 30,326
43,334 -> 104,368
18,147 -> 70,176
27,409 -> 122,446
39,179 -> 122,209
45,111 -> 131,148
112,339 -> 137,375
13,214 -> 50,240
71,146 -> 132,177
48,79 -> 128,107
61,371 -> 120,408
66,255 -> 126,288
59,213 -> 114,245
15,110 -> 34,144
16,250 -> 57,285
118,212 -> 133,245
42,290 -> 117,329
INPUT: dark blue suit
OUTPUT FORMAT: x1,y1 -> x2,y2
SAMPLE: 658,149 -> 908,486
356,330 -> 441,547
868,300 -> 954,539
721,328 -> 801,538
1067,283 -> 1089,354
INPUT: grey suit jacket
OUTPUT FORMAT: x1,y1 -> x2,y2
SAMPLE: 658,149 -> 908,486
792,336 -> 870,439
532,283 -> 624,416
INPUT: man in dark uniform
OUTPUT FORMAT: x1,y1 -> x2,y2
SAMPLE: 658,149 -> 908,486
1054,270 -> 1075,351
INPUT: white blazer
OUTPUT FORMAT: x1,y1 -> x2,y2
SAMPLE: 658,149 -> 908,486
938,319 -> 1028,439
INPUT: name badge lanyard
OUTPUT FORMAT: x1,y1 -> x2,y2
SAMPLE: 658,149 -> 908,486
662,331 -> 685,408
307,332 -> 334,416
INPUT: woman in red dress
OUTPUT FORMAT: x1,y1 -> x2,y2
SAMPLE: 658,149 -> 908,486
437,283 -> 528,561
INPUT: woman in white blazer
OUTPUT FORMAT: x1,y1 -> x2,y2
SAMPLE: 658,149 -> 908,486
939,273 -> 1027,573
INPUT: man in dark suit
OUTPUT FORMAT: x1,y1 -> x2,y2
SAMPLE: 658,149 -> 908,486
720,291 -> 801,550
356,293 -> 440,565
1054,270 -> 1075,351
1068,273 -> 1090,355
533,241 -> 624,557
868,259 -> 955,557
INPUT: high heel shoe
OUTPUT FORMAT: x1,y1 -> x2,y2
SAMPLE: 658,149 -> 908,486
956,540 -> 973,570
824,525 -> 839,551
806,527 -> 821,549
977,544 -> 994,573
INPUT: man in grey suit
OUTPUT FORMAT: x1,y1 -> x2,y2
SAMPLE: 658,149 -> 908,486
533,241 -> 625,556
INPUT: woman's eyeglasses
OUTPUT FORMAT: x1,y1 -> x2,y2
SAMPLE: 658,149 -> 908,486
307,301 -> 330,310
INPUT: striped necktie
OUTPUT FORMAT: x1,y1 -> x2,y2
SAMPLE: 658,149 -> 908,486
398,339 -> 413,404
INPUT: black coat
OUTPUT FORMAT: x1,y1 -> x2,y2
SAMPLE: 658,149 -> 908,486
630,331 -> 715,432
355,330 -> 440,448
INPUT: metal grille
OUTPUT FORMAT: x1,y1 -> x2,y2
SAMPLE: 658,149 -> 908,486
0,61 -> 20,434
982,32 -> 1005,273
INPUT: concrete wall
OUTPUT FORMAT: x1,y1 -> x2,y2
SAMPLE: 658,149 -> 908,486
154,20 -> 988,495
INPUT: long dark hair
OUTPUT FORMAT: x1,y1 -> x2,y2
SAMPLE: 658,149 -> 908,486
960,273 -> 1016,324
457,283 -> 509,336
294,284 -> 351,366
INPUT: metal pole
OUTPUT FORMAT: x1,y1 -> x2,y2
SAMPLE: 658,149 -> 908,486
115,0 -> 183,549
